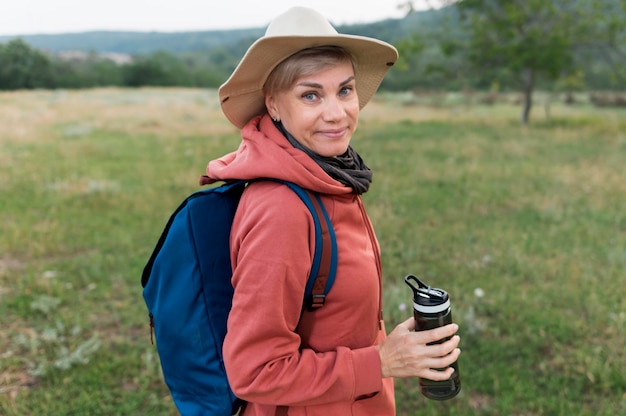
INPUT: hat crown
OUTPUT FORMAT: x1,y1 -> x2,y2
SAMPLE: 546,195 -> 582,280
265,7 -> 338,38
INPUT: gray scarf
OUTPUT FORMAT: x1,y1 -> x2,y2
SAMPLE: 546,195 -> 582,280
274,121 -> 372,194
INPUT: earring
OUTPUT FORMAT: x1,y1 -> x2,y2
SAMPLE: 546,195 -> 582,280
272,115 -> 280,122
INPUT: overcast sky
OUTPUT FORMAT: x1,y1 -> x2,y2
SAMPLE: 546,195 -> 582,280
0,0 -> 424,36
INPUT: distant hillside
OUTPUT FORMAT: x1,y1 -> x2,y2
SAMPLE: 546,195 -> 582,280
0,28 -> 264,55
0,9 -> 451,55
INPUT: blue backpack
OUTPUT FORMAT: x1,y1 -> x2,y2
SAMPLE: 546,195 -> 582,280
141,180 -> 337,415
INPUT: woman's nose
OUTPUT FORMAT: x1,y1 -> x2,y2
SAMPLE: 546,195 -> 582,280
322,97 -> 347,121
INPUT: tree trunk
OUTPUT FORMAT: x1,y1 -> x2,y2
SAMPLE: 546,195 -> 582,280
520,69 -> 534,124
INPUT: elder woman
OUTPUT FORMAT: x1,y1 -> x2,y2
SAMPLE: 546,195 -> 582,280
203,7 -> 461,415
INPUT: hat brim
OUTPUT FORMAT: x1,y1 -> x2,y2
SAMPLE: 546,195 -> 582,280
219,35 -> 398,129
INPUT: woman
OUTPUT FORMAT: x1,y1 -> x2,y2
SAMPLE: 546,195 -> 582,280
203,7 -> 461,415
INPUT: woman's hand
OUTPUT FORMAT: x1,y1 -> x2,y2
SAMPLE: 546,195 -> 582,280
377,317 -> 460,380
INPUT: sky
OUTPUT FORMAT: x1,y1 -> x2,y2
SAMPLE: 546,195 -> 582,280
0,0 -> 423,36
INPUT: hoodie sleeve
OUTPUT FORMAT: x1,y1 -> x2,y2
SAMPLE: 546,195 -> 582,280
223,182 -> 383,407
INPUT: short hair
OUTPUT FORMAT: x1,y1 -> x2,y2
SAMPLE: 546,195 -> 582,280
263,46 -> 356,96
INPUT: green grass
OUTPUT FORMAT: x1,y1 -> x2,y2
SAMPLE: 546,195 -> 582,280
1,88 -> 625,415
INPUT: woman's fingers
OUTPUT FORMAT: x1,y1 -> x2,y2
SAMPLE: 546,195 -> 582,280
419,323 -> 459,344
428,334 -> 461,357
422,365 -> 457,381
379,320 -> 461,379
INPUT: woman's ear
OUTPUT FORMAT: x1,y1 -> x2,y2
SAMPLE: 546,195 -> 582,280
265,95 -> 279,121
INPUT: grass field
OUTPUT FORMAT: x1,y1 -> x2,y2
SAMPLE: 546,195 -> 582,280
1,88 -> 625,415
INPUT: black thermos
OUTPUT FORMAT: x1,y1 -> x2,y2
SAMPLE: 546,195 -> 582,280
405,274 -> 461,400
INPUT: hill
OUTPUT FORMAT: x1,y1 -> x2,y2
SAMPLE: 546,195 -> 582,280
0,28 -> 263,55
0,9 -> 450,55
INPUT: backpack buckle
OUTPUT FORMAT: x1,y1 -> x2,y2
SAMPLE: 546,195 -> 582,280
307,294 -> 326,310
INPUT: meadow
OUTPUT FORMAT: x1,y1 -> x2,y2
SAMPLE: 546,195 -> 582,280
0,88 -> 624,415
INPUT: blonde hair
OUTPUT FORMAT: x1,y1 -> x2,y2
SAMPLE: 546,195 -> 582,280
263,46 -> 356,96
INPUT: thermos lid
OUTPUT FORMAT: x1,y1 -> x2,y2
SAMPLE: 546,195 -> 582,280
405,274 -> 450,313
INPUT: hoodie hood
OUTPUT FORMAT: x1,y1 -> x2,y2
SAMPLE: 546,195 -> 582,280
205,114 -> 353,195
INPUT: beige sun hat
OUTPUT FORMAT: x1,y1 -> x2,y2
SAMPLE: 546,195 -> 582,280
218,6 -> 399,129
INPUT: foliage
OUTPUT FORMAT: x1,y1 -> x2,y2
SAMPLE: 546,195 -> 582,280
123,51 -> 190,87
410,0 -> 626,123
427,1 -> 584,123
50,54 -> 124,88
576,0 -> 626,84
0,39 -> 228,90
1,88 -> 625,415
0,39 -> 55,90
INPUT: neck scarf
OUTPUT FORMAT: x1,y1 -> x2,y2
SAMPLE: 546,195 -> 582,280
274,121 -> 373,194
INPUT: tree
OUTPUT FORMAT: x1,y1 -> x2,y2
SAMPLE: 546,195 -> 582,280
49,53 -> 124,88
407,0 -> 622,123
584,0 -> 626,84
454,1 -> 578,123
0,39 -> 54,90
123,51 -> 191,87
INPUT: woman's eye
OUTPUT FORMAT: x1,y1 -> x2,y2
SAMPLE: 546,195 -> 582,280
303,92 -> 318,101
339,86 -> 353,96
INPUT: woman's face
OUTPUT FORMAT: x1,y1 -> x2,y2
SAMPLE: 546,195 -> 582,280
265,61 -> 359,157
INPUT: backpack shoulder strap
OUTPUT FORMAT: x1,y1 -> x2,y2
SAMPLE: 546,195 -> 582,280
141,180 -> 247,288
270,180 -> 338,311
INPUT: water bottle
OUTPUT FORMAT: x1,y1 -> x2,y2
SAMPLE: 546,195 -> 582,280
405,274 -> 461,400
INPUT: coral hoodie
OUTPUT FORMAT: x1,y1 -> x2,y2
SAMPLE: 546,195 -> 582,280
205,114 -> 395,415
